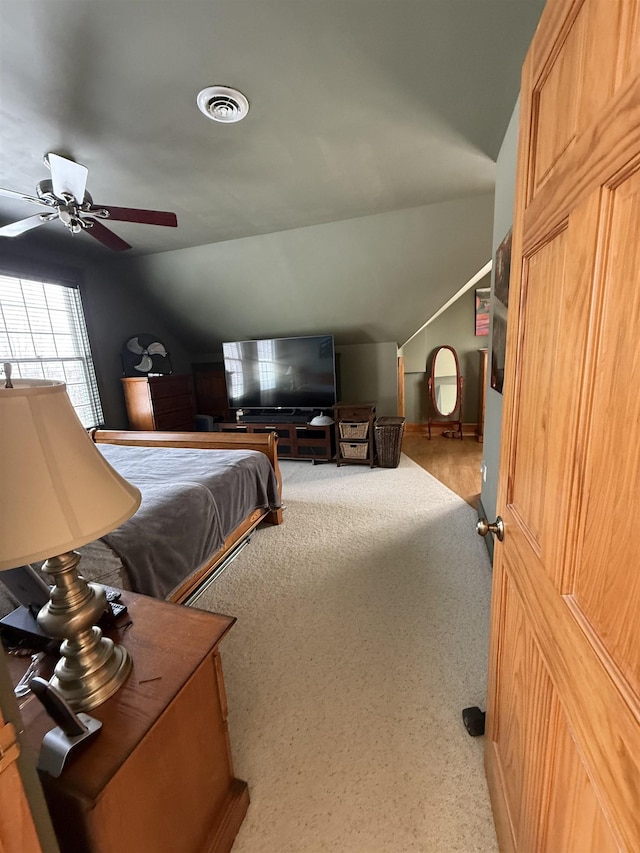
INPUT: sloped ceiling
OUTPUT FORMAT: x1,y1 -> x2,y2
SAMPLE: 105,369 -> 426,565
125,192 -> 496,351
0,0 -> 543,345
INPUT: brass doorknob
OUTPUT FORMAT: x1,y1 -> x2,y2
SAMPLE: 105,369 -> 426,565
476,516 -> 504,542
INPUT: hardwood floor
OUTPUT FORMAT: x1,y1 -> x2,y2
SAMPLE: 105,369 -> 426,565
401,431 -> 483,510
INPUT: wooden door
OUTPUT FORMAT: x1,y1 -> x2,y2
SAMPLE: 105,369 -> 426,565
486,1 -> 640,850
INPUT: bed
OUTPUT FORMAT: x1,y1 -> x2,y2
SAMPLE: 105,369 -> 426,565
89,429 -> 283,603
0,430 -> 283,618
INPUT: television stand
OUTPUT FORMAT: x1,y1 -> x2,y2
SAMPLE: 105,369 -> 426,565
218,420 -> 335,462
241,411 -> 309,424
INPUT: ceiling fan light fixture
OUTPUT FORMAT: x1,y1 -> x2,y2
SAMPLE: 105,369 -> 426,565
196,85 -> 249,123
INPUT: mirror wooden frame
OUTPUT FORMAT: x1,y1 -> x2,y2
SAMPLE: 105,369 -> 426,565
427,345 -> 464,440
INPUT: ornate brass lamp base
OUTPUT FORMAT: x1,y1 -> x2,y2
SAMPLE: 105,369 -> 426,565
37,550 -> 132,712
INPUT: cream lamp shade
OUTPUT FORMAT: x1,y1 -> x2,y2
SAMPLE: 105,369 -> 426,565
0,378 -> 141,711
0,379 -> 141,570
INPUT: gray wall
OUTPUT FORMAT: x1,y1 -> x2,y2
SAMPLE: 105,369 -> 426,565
336,342 -> 398,416
0,239 -> 405,427
84,259 -> 193,428
481,100 -> 520,523
124,194 -> 495,354
194,342 -> 400,417
402,275 -> 491,424
0,245 -> 192,429
1,193 -> 496,431
119,197 -> 494,423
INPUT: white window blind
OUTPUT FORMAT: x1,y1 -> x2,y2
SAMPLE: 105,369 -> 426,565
0,272 -> 104,428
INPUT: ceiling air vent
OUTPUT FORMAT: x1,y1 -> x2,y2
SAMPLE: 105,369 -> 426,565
196,86 -> 250,123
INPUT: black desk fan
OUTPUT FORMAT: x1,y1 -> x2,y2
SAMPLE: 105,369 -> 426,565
121,334 -> 172,376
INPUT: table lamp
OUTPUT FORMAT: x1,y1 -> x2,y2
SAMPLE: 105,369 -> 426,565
0,373 -> 141,711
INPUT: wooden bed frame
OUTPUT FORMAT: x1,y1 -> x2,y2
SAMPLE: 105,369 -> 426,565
90,429 -> 283,604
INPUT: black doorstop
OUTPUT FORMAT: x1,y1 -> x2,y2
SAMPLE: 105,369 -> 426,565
462,706 -> 486,737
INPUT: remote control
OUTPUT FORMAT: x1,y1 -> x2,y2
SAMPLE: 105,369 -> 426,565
108,601 -> 128,619
100,586 -> 122,603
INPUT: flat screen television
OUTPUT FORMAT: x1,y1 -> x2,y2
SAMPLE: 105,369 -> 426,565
222,334 -> 337,411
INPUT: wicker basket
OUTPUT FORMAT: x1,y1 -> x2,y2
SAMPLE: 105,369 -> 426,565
339,421 -> 369,440
339,441 -> 369,459
374,416 -> 405,468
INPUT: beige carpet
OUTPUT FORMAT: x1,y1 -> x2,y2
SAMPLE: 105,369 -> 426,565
194,454 -> 498,852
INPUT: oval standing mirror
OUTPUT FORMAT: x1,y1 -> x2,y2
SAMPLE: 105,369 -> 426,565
427,345 -> 463,439
431,346 -> 459,415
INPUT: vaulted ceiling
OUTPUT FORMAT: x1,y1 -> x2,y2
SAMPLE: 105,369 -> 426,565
0,0 -> 544,346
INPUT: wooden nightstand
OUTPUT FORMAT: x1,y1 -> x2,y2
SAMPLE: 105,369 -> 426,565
13,593 -> 247,853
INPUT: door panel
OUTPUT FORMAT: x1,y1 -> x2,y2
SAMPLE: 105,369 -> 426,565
509,191 -> 599,586
618,1 -> 640,83
542,698 -> 619,853
486,0 -> 640,849
579,1 -> 624,128
492,572 -> 554,850
532,8 -> 584,191
532,0 -> 628,194
572,168 -> 640,700
510,231 -> 566,550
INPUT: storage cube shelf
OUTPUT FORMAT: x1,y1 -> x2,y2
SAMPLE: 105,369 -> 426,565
334,403 -> 376,467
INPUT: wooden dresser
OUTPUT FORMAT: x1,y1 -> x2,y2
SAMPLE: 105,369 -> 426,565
121,375 -> 196,431
13,593 -> 248,853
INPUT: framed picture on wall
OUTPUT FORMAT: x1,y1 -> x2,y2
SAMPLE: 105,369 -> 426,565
490,229 -> 512,394
475,287 -> 491,336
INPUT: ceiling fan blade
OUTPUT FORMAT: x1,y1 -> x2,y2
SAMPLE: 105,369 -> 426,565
0,214 -> 51,237
0,187 -> 51,207
48,153 -> 88,202
84,218 -> 132,251
94,206 -> 177,227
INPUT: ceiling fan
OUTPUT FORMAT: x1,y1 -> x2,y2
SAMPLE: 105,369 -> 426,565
0,153 -> 177,251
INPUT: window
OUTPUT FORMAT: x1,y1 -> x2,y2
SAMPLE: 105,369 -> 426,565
0,272 -> 104,428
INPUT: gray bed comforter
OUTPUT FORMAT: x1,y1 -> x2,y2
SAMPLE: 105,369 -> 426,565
97,444 -> 280,599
